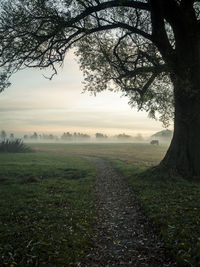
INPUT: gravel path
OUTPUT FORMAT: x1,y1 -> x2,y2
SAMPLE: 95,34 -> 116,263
82,157 -> 175,267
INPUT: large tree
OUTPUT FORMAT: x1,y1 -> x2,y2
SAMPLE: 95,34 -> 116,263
0,0 -> 200,177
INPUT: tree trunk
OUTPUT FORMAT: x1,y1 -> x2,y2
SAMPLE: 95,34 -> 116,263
160,74 -> 200,178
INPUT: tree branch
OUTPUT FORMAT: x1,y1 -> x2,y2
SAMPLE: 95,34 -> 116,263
122,71 -> 158,97
118,64 -> 168,79
64,0 -> 150,28
150,0 -> 175,63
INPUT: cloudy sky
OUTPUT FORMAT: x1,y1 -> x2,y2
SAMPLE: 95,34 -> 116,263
0,51 -> 168,138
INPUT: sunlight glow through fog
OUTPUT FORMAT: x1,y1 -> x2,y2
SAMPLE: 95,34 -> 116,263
0,51 -> 167,137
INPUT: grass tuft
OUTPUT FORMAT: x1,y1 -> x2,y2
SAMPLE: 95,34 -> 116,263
0,139 -> 33,153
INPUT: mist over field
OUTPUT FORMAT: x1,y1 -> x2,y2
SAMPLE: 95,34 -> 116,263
0,129 -> 172,145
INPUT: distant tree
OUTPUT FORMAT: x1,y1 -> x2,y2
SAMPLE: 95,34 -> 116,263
61,132 -> 73,141
77,133 -> 90,139
72,132 -> 90,141
0,130 -> 7,140
31,132 -> 38,140
9,133 -> 14,140
48,134 -> 54,140
73,132 -> 77,141
1,1 -> 200,177
95,133 -> 108,139
116,133 -> 131,139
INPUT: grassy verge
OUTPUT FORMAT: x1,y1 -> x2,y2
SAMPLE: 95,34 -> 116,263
0,153 -> 95,266
109,158 -> 200,267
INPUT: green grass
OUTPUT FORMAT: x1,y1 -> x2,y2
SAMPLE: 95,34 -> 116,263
0,152 -> 95,266
2,143 -> 200,266
109,158 -> 200,267
30,142 -> 168,167
31,143 -> 200,266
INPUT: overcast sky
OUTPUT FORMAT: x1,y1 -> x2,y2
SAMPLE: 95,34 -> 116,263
0,51 -> 168,137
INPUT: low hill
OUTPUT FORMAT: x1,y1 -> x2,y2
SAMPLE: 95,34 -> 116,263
151,129 -> 173,143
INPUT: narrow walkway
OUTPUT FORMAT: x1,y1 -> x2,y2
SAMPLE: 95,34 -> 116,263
83,157 -> 175,267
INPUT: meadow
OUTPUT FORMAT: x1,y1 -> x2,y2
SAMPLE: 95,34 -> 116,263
1,142 -> 200,266
31,142 -> 168,167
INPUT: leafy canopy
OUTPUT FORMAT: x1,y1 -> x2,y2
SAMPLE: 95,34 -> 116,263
0,0 -> 199,125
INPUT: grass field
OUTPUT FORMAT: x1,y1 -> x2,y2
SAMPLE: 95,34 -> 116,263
1,142 -> 200,266
31,142 -> 168,167
0,152 -> 95,266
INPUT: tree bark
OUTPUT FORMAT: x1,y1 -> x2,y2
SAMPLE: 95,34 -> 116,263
160,73 -> 200,178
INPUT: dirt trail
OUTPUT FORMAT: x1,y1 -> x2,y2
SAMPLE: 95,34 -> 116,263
82,157 -> 175,267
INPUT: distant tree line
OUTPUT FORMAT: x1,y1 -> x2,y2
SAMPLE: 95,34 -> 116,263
0,130 -> 144,142
61,132 -> 90,141
23,132 -> 59,141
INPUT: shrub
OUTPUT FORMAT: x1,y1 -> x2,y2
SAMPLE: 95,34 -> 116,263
0,139 -> 33,153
